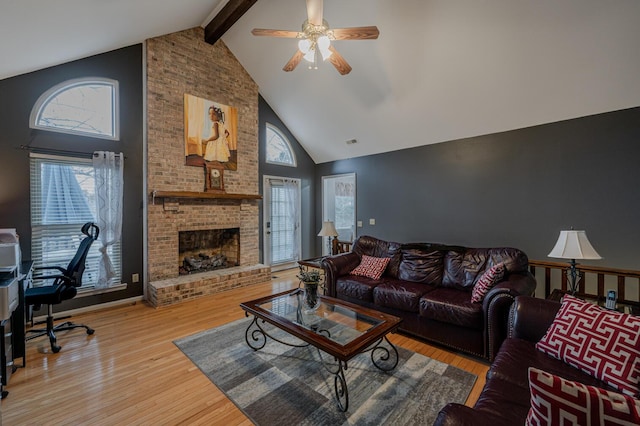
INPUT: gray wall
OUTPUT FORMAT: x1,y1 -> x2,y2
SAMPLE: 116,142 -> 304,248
258,95 -> 316,262
316,107 -> 640,270
0,45 -> 145,310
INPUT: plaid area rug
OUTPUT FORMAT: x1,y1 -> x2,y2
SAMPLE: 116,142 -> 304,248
174,318 -> 476,425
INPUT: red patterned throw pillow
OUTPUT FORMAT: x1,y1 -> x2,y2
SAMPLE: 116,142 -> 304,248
536,294 -> 640,397
470,262 -> 506,303
350,255 -> 390,280
526,367 -> 640,426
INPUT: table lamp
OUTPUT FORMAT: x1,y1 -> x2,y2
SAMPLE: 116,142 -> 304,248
548,230 -> 602,295
317,221 -> 339,255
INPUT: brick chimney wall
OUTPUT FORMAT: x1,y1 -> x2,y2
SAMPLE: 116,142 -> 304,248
145,27 -> 267,306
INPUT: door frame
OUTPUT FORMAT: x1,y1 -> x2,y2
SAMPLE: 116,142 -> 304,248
321,173 -> 357,255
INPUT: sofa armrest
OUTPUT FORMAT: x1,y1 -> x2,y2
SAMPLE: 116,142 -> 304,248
434,403 -> 513,426
433,404 -> 479,426
321,252 -> 361,297
483,272 -> 537,361
508,295 -> 561,342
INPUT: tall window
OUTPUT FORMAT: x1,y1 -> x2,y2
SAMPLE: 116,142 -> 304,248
30,155 -> 121,289
266,123 -> 296,166
29,77 -> 119,140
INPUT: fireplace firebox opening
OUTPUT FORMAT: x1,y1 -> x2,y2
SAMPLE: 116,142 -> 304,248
178,228 -> 240,275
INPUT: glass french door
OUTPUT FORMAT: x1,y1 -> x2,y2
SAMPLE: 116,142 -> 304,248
321,173 -> 356,255
263,176 -> 301,269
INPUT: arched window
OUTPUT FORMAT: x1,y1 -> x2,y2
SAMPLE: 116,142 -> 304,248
30,77 -> 119,140
266,123 -> 296,166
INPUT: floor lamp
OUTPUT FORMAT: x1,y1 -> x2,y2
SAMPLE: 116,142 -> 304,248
318,221 -> 339,255
548,230 -> 602,295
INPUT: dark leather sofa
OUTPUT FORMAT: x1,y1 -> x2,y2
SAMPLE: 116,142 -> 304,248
434,296 -> 624,425
321,235 -> 537,361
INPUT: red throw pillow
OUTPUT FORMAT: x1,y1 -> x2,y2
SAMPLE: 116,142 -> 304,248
536,294 -> 640,397
470,262 -> 506,303
526,367 -> 640,426
350,255 -> 390,280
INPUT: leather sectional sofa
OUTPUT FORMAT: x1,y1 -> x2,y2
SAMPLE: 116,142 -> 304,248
321,235 -> 537,360
434,296 -> 632,425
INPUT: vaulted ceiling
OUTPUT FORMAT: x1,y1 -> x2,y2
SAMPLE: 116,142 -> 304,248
2,0 -> 639,163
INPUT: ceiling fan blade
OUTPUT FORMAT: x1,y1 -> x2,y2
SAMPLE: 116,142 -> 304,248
331,26 -> 380,40
327,45 -> 352,75
283,50 -> 305,72
306,0 -> 323,26
251,28 -> 300,38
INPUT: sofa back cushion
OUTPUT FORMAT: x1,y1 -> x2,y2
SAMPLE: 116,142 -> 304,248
398,248 -> 445,285
442,247 -> 529,290
352,235 -> 402,278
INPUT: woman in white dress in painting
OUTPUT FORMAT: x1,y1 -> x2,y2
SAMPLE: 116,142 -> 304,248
202,106 -> 230,163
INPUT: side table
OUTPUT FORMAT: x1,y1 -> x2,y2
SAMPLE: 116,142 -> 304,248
547,289 -> 638,315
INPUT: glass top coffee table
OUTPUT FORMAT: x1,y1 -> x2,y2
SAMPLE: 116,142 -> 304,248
240,289 -> 402,411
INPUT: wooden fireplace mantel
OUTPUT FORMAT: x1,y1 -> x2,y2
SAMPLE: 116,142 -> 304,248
151,190 -> 262,204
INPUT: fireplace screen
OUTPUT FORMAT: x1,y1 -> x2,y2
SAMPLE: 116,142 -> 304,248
178,228 -> 240,275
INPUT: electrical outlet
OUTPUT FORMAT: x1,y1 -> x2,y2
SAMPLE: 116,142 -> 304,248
357,220 -> 363,228
132,273 -> 140,283
369,218 -> 376,225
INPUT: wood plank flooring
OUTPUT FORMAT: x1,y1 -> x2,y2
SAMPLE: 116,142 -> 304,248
1,269 -> 488,425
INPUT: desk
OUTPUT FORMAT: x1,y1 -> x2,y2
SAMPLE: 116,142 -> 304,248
0,261 -> 32,398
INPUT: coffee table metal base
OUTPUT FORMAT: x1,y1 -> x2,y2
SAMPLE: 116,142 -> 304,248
244,314 -> 399,412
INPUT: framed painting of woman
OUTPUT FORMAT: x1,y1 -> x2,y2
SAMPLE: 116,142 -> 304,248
184,93 -> 238,171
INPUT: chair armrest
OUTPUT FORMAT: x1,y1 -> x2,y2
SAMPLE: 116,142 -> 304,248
35,265 -> 66,273
508,295 -> 561,342
483,272 -> 537,361
321,252 -> 361,297
33,274 -> 66,281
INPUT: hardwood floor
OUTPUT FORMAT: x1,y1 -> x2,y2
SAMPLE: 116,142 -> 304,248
1,269 -> 488,425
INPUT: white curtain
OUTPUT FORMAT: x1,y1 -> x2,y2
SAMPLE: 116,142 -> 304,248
93,151 -> 124,288
283,179 -> 300,261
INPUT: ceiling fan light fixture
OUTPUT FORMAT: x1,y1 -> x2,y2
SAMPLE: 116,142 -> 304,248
252,0 -> 378,75
303,49 -> 316,63
317,35 -> 332,60
298,38 -> 312,54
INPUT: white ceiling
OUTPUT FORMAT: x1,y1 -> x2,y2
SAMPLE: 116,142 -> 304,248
2,1 -> 640,163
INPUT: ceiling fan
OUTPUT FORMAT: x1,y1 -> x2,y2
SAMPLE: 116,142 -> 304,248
251,0 -> 379,75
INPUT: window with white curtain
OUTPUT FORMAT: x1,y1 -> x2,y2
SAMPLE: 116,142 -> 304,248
29,154 -> 122,289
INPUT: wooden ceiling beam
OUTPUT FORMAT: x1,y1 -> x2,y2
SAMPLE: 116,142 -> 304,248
204,0 -> 259,45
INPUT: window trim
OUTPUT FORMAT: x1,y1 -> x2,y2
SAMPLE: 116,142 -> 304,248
265,122 -> 297,167
29,77 -> 120,141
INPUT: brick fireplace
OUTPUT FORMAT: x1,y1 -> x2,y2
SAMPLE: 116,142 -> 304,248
145,28 -> 270,307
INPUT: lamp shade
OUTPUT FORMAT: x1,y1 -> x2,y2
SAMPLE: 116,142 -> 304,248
317,221 -> 338,237
548,230 -> 602,260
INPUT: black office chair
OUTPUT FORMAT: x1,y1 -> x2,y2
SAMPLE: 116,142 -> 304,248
26,222 -> 99,353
